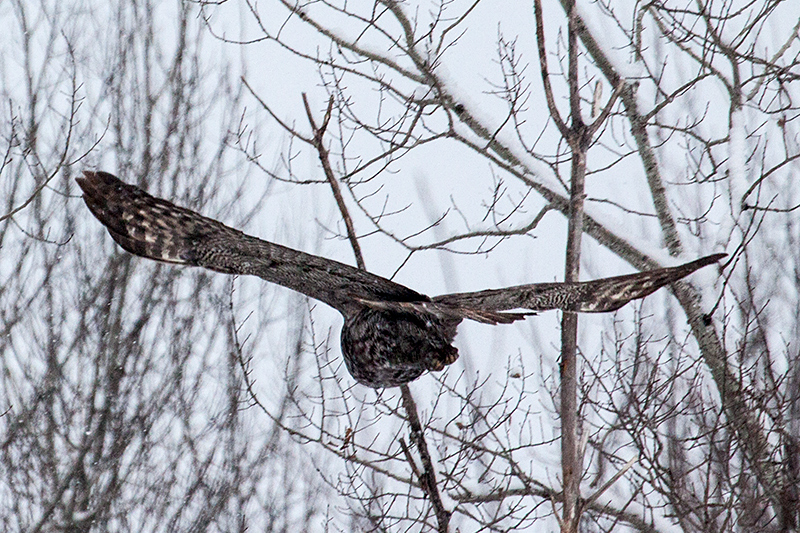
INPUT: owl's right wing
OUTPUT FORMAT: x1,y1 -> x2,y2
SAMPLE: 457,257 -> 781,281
432,254 -> 725,314
76,171 -> 426,312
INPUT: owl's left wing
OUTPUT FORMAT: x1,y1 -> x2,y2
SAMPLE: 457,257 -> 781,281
76,171 -> 426,313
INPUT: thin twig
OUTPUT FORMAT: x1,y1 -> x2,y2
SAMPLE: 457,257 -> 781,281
533,0 -> 570,139
400,384 -> 451,532
302,93 -> 366,270
583,455 -> 637,509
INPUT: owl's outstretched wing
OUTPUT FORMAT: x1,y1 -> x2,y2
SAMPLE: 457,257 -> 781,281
76,171 -> 425,312
432,253 -> 725,314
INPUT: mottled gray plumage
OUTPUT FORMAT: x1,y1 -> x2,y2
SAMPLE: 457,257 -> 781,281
76,171 -> 724,387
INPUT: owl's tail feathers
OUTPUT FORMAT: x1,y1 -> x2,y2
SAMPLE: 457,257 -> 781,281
76,170 -> 218,266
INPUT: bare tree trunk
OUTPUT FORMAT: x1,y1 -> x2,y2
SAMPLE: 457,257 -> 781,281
559,146 -> 585,529
558,2 -> 587,527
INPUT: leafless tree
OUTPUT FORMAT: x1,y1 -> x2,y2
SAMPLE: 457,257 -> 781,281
1,0 -> 331,531
1,0 -> 798,531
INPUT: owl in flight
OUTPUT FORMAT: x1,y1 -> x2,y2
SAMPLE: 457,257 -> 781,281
77,171 -> 724,388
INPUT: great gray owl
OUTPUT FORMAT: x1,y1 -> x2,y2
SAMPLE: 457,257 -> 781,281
77,171 -> 724,387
